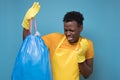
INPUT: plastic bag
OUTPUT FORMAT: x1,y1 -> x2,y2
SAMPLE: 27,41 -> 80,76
11,32 -> 52,80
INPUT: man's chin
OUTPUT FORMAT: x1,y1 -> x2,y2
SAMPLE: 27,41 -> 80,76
68,39 -> 79,44
68,40 -> 75,43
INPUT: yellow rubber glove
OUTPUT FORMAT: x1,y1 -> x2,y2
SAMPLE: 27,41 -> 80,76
22,2 -> 40,30
77,38 -> 88,63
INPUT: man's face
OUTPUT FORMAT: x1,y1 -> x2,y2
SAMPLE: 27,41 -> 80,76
64,21 -> 82,43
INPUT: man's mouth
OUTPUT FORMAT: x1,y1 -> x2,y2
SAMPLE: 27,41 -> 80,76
67,37 -> 73,41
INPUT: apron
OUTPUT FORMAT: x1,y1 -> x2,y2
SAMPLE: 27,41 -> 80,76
51,36 -> 81,80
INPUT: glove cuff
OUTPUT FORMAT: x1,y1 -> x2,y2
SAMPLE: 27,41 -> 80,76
22,18 -> 30,30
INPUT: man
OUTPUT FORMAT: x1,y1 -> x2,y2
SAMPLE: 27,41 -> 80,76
22,2 -> 94,80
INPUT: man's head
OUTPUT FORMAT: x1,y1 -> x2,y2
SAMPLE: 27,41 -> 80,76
63,11 -> 84,43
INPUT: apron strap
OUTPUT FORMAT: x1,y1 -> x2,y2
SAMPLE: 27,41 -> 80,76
56,35 -> 81,51
56,35 -> 66,49
75,38 -> 82,51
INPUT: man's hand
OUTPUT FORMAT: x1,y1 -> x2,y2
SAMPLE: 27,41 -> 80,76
77,38 -> 88,63
22,2 -> 40,30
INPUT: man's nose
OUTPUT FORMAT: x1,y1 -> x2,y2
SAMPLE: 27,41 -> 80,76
66,31 -> 71,36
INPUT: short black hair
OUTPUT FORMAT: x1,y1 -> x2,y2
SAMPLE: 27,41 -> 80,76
63,11 -> 84,26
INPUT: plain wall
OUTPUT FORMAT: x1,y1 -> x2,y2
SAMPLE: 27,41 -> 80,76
0,0 -> 120,80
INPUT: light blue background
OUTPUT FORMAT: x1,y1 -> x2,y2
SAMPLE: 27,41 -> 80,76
0,0 -> 120,80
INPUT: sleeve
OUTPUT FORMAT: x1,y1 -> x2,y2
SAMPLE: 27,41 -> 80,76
41,33 -> 62,49
42,34 -> 53,49
85,40 -> 94,59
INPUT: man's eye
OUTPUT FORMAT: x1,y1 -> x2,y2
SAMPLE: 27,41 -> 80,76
70,30 -> 74,32
64,30 -> 67,32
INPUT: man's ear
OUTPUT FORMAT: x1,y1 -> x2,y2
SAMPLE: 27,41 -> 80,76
79,25 -> 83,32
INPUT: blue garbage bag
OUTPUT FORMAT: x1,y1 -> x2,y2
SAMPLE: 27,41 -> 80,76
11,33 -> 52,80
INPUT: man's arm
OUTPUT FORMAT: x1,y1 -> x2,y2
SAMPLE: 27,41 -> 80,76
78,58 -> 93,79
22,2 -> 40,40
23,28 -> 30,40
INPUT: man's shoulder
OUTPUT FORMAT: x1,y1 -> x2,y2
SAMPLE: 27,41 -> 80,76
42,32 -> 64,40
80,36 -> 93,44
